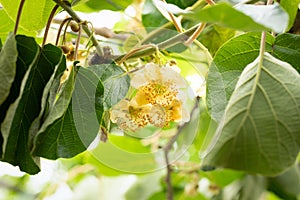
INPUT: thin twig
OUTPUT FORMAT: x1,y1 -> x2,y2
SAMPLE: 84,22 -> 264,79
161,0 -> 182,33
55,17 -> 72,45
42,4 -> 59,47
14,0 -> 26,35
114,25 -> 200,62
74,24 -> 82,60
163,97 -> 200,200
184,23 -> 206,46
53,0 -> 103,56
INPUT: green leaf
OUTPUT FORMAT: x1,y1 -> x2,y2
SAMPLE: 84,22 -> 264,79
1,44 -> 63,174
207,33 -> 300,123
273,33 -> 300,73
199,25 -> 235,57
90,136 -> 157,173
89,64 -> 130,110
0,35 -> 39,158
267,164 -> 300,200
142,0 -> 168,28
0,9 -> 36,41
33,103 -> 86,159
32,64 -> 86,160
234,3 -> 289,33
0,33 -> 17,105
0,0 -> 56,32
72,66 -> 104,147
207,32 -> 274,122
280,0 -> 300,31
202,53 -> 300,176
201,169 -> 244,188
165,0 -> 197,9
184,3 -> 288,32
73,0 -> 133,12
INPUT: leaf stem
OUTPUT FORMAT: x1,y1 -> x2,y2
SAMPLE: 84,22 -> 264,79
74,24 -> 82,60
163,97 -> 200,200
42,4 -> 59,47
14,0 -> 26,35
53,0 -> 103,56
115,25 -> 199,63
55,17 -> 72,45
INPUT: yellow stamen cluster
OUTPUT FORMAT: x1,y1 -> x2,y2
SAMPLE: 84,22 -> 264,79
110,63 -> 189,132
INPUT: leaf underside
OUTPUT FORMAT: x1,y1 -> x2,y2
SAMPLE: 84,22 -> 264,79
203,53 -> 300,176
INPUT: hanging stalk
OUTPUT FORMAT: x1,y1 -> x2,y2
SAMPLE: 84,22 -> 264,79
14,0 -> 26,35
42,4 -> 59,46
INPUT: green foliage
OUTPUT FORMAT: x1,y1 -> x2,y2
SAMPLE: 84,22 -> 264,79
280,0 -> 300,30
2,42 -> 63,174
185,3 -> 288,32
0,33 -> 17,105
73,0 -> 133,12
0,0 -> 56,32
203,53 -> 300,176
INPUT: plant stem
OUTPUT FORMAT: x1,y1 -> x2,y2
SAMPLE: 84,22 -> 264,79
14,0 -> 26,35
53,0 -> 103,56
115,25 -> 199,63
184,23 -> 206,46
74,24 -> 82,60
55,17 -> 72,45
42,4 -> 59,46
163,97 -> 200,200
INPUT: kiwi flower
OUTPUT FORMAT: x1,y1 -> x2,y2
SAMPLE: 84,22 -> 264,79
110,63 -> 190,131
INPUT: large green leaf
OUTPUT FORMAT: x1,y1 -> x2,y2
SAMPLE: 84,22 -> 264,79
184,3 -> 288,32
267,164 -> 300,200
0,0 -> 56,32
202,53 -> 300,176
280,0 -> 300,31
199,24 -> 235,57
89,64 -> 130,110
0,33 -> 17,105
0,9 -> 36,41
272,33 -> 300,72
31,64 -> 85,160
207,33 -> 300,123
1,44 -> 63,174
0,35 -> 39,158
73,0 -> 133,12
72,66 -> 105,147
33,103 -> 86,159
207,32 -> 274,122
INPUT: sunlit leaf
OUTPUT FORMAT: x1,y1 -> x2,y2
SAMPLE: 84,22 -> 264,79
235,3 -> 289,33
0,10 -> 36,41
0,33 -> 17,105
0,0 -> 56,32
202,53 -> 300,176
142,0 -> 168,28
73,0 -> 133,12
184,3 -> 288,32
1,44 -> 63,174
280,0 -> 300,31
